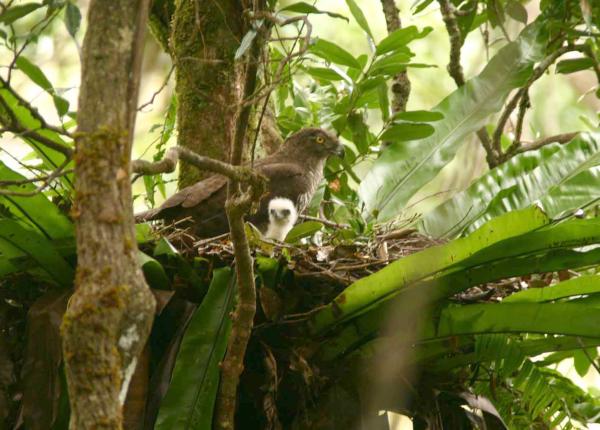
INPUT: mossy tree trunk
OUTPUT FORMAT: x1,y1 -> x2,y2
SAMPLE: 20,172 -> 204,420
61,1 -> 156,428
171,0 -> 246,187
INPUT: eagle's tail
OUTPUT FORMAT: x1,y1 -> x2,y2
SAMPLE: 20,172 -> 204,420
134,208 -> 159,223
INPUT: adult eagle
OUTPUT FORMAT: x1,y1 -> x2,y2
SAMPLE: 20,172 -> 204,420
140,128 -> 344,237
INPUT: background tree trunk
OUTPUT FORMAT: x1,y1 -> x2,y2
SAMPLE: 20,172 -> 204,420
171,0 -> 246,187
61,0 -> 156,428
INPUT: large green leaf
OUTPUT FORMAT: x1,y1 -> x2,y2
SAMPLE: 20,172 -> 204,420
309,206 -> 549,334
0,220 -> 73,286
421,133 -> 600,237
16,56 -> 69,117
358,24 -> 544,222
0,161 -> 73,239
138,251 -> 170,290
503,275 -> 600,303
345,0 -> 373,39
0,86 -> 73,180
375,26 -> 433,55
0,3 -> 43,24
428,302 -> 600,339
318,217 -> 600,360
279,2 -> 348,21
309,39 -> 361,69
155,267 -> 235,430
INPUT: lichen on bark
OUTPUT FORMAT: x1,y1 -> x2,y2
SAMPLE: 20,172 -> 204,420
170,0 -> 246,187
61,1 -> 155,428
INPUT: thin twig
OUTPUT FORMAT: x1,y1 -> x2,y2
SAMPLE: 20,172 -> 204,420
513,132 -> 579,155
137,65 -> 175,111
298,214 -> 350,229
0,126 -> 73,158
511,90 -> 529,150
577,337 -> 600,376
241,13 -> 312,108
0,168 -> 73,186
0,77 -> 72,137
0,158 -> 71,197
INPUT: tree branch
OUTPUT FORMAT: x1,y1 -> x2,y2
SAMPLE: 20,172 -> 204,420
132,146 -> 266,187
437,0 -> 498,167
513,132 -> 579,155
380,0 -> 410,113
0,159 -> 71,196
61,0 -> 156,427
215,3 -> 268,428
0,126 -> 73,158
0,76 -> 72,138
437,0 -> 465,87
242,13 -> 312,108
494,45 -> 581,162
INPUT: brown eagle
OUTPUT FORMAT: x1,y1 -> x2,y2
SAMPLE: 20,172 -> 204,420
140,128 -> 344,237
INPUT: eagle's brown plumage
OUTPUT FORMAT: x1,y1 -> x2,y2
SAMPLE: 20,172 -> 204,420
140,128 -> 343,237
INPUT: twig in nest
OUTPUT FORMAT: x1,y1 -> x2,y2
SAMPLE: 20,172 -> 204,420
377,228 -> 417,241
194,232 -> 231,247
298,214 -> 350,229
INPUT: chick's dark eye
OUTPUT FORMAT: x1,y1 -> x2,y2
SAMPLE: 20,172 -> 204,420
270,209 -> 275,215
282,209 -> 290,216
315,136 -> 325,144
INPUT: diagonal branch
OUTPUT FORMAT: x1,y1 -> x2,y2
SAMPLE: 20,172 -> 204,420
0,159 -> 72,197
0,126 -> 73,158
0,76 -> 72,138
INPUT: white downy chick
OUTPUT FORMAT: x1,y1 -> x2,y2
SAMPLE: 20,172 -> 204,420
264,197 -> 298,242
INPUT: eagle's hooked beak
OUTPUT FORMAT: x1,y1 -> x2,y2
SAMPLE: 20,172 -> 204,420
334,143 -> 345,159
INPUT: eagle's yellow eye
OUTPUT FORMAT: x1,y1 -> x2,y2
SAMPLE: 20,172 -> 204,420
316,136 -> 325,144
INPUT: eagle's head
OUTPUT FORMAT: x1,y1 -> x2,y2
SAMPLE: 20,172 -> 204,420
283,128 -> 345,160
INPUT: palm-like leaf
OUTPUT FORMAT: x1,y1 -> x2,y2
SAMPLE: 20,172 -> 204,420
358,24 -> 544,222
421,133 -> 600,237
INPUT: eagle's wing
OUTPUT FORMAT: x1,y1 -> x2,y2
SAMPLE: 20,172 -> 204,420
257,161 -> 318,214
159,174 -> 228,210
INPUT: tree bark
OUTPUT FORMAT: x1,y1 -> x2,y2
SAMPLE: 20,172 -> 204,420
171,0 -> 245,187
380,0 -> 410,113
61,1 -> 156,429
